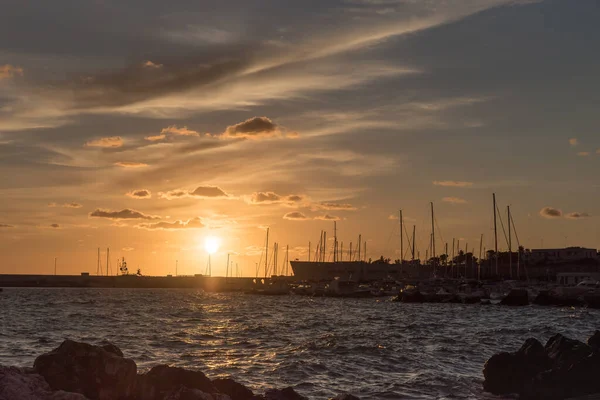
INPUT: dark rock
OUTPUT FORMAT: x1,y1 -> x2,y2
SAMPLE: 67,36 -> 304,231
483,338 -> 550,395
329,395 -> 361,400
0,365 -> 89,400
212,378 -> 254,400
137,365 -> 217,400
584,294 -> 600,309
33,339 -> 137,400
544,334 -> 592,369
480,299 -> 492,305
588,331 -> 600,350
264,387 -> 308,400
532,290 -> 557,306
500,289 -> 529,306
400,291 -> 424,303
163,387 -> 231,400
97,340 -> 124,358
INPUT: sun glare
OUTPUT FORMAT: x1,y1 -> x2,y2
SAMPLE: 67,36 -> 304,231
204,236 -> 221,255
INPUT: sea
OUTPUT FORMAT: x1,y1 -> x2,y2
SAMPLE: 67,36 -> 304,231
1,288 -> 598,399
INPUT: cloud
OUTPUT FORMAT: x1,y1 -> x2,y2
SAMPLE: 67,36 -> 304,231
127,189 -> 152,199
145,134 -> 166,141
0,65 -> 23,80
0,224 -> 14,228
48,202 -> 83,208
137,217 -> 205,230
159,186 -> 230,199
159,125 -> 200,139
90,208 -> 160,220
539,207 -> 563,219
114,162 -> 149,168
577,152 -> 590,157
313,202 -> 357,211
143,61 -> 163,69
221,117 -> 296,140
50,223 -> 60,229
283,212 -> 309,220
122,247 -> 135,251
565,212 -> 591,219
245,192 -> 304,205
569,138 -> 579,146
442,196 -> 468,204
314,214 -> 341,221
85,136 -> 123,148
433,181 -> 474,188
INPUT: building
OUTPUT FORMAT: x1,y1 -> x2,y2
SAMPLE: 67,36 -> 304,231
526,247 -> 598,264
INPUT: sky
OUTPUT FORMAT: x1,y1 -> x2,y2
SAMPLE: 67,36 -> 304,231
1,0 -> 599,276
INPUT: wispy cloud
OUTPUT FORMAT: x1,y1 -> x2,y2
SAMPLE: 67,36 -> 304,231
312,202 -> 357,211
49,223 -> 60,229
122,247 -> 135,251
0,224 -> 14,228
314,214 -> 341,221
0,64 -> 23,80
159,186 -> 230,200
85,136 -> 123,148
245,192 -> 304,206
90,208 -> 160,220
126,189 -> 152,199
221,117 -> 297,139
569,138 -> 579,147
137,217 -> 204,230
565,212 -> 591,219
433,181 -> 474,188
48,202 -> 83,208
283,211 -> 309,220
442,196 -> 467,204
539,207 -> 563,219
114,162 -> 149,168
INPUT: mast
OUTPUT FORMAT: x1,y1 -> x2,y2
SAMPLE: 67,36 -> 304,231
465,242 -> 468,278
176,260 -> 178,276
323,232 -> 327,262
430,202 -> 436,261
106,247 -> 109,276
451,238 -> 455,278
479,234 -> 483,281
364,242 -> 367,263
54,257 -> 57,275
349,242 -> 353,261
399,210 -> 404,264
265,227 -> 269,279
308,241 -> 311,262
226,253 -> 230,279
333,221 -> 337,263
340,242 -> 344,262
412,225 -> 416,261
456,239 -> 460,278
493,193 -> 498,276
508,205 -> 512,279
286,245 -> 289,275
358,234 -> 362,262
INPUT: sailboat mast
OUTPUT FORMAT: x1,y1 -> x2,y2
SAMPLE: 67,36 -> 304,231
97,248 -> 100,276
323,232 -> 327,262
451,238 -> 455,278
308,241 -> 311,262
430,202 -> 436,261
508,205 -> 512,279
493,193 -> 498,276
265,227 -> 269,279
106,247 -> 109,276
479,234 -> 483,281
412,226 -> 416,261
358,234 -> 362,261
226,253 -> 230,279
334,221 -> 337,263
399,210 -> 404,263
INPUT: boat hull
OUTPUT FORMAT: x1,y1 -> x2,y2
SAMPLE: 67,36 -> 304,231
290,261 -> 408,282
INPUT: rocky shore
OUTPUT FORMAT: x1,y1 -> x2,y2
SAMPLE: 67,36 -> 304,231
483,331 -> 600,399
0,340 -> 360,400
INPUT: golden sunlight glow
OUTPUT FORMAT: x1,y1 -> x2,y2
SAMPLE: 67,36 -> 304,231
204,236 -> 221,255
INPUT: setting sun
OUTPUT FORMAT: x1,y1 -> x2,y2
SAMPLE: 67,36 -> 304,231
204,236 -> 221,255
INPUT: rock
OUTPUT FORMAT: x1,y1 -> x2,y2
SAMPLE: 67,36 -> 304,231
480,299 -> 491,305
483,338 -> 550,395
137,365 -> 217,400
98,340 -> 124,358
544,334 -> 592,369
400,291 -> 424,303
0,365 -> 89,400
163,387 -> 232,400
263,387 -> 308,400
33,339 -> 137,400
329,395 -> 361,400
212,378 -> 254,400
500,289 -> 529,306
588,331 -> 600,350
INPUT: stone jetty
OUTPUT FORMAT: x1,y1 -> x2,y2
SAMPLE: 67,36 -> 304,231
483,331 -> 600,399
0,340 -> 359,400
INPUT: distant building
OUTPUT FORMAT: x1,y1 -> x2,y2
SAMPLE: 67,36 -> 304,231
526,247 -> 598,264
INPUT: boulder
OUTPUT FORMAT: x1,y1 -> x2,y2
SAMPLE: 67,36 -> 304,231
136,365 -> 217,400
400,291 -> 424,303
588,331 -> 600,350
0,365 -> 88,400
263,387 -> 308,400
544,334 -> 592,369
212,378 -> 254,400
500,289 -> 529,306
329,395 -> 361,400
33,339 -> 136,400
163,387 -> 232,400
98,340 -> 124,357
483,338 -> 550,395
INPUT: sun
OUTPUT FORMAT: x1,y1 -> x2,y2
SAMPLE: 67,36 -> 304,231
204,236 -> 221,255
